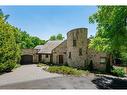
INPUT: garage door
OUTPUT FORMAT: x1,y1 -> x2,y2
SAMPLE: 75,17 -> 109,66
20,55 -> 33,65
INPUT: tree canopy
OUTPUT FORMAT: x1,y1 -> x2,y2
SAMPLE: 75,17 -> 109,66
0,12 -> 21,72
89,6 -> 127,58
49,33 -> 64,41
0,9 -> 46,72
89,6 -> 127,71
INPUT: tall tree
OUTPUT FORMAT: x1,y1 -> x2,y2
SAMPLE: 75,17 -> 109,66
0,13 -> 21,72
89,6 -> 127,72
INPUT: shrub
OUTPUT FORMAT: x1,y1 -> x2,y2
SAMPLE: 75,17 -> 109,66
47,66 -> 87,76
4,61 -> 16,72
111,67 -> 125,77
0,61 -> 16,73
0,63 -> 5,72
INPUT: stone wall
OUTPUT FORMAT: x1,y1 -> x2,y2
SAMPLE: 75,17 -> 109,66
41,54 -> 51,63
88,48 -> 107,71
67,28 -> 88,68
52,40 -> 67,65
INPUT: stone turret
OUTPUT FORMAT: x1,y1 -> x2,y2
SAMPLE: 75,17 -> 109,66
67,28 -> 88,68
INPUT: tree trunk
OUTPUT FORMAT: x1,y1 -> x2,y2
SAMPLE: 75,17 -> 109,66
106,53 -> 113,73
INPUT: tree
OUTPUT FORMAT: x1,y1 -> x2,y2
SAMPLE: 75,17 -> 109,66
31,36 -> 46,47
89,6 -> 127,72
56,33 -> 64,40
20,31 -> 45,49
0,9 -> 10,21
49,34 -> 64,41
49,35 -> 56,41
0,13 -> 21,72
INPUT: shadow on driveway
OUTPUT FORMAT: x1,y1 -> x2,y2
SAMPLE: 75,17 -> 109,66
0,76 -> 97,89
92,76 -> 127,89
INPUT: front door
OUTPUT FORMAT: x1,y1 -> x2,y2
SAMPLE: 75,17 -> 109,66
59,55 -> 63,64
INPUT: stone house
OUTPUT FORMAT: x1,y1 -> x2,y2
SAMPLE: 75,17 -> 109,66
21,28 -> 107,71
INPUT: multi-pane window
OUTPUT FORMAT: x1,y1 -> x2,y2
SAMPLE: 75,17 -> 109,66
73,40 -> 76,47
79,48 -> 82,56
69,52 -> 71,59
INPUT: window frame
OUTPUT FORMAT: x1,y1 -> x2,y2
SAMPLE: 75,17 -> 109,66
73,39 -> 76,47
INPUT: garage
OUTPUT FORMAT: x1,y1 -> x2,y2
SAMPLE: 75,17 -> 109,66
20,55 -> 33,65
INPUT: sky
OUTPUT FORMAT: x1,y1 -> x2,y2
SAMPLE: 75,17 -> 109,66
0,6 -> 97,40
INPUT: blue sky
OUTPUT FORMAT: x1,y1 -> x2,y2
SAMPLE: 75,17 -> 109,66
0,6 -> 97,40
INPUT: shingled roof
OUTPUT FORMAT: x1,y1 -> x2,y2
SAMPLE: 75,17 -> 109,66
34,45 -> 44,50
38,40 -> 63,54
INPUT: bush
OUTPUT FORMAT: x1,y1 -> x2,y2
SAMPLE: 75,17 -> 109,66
0,61 -> 16,73
111,67 -> 125,77
0,63 -> 5,72
47,66 -> 88,76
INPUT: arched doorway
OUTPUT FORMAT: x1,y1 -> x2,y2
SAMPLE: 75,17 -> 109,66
20,55 -> 33,65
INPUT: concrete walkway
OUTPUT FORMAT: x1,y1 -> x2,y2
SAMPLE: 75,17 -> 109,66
0,64 -> 62,86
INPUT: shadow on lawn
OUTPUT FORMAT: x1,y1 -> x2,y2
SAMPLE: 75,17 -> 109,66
92,76 -> 127,89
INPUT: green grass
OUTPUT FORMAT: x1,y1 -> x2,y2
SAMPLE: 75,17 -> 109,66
46,66 -> 89,76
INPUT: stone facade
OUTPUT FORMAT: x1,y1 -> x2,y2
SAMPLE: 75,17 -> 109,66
52,40 -> 67,65
41,54 -> 51,63
67,28 -> 88,68
87,48 -> 107,71
21,28 -> 107,71
21,49 -> 38,63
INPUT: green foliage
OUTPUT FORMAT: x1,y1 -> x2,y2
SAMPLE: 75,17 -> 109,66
120,52 -> 127,66
89,6 -> 127,72
49,33 -> 64,41
0,61 -> 16,73
49,35 -> 56,41
20,31 -> 46,49
0,13 -> 21,72
89,6 -> 127,55
47,66 -> 88,76
111,67 -> 125,77
0,9 -> 45,73
56,33 -> 64,40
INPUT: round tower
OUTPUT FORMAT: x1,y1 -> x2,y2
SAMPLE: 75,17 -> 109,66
67,28 -> 88,68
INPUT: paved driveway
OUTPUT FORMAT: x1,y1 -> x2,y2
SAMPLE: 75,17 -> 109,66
0,64 -> 62,87
0,64 -> 98,89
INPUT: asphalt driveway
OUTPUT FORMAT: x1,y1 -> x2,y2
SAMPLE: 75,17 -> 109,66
0,64 -> 97,89
0,64 -> 62,87
1,64 -> 127,89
